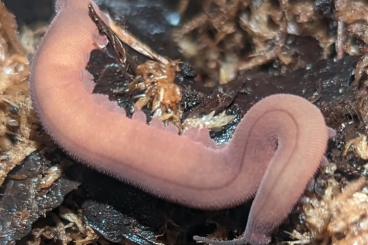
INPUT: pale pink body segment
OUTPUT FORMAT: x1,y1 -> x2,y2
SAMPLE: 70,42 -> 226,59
29,0 -> 330,244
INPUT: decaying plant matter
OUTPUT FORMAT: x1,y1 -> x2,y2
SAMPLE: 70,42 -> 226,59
128,59 -> 183,124
0,1 -> 38,186
173,0 -> 335,84
182,110 -> 236,131
89,4 -> 236,130
335,0 -> 368,57
343,134 -> 368,160
89,4 -> 186,127
302,167 -> 368,245
88,4 -> 137,75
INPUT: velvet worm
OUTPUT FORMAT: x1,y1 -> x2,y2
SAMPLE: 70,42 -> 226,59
29,0 -> 331,244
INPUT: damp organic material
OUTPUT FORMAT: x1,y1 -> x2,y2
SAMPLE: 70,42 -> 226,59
29,0 -> 332,244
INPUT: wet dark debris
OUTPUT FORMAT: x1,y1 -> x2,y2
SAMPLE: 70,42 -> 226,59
52,161 -> 164,244
0,152 -> 79,244
82,200 -> 158,244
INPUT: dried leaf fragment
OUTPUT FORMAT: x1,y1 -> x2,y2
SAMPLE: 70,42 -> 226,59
343,135 -> 368,160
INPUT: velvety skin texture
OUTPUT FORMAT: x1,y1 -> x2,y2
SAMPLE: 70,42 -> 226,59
29,0 -> 331,244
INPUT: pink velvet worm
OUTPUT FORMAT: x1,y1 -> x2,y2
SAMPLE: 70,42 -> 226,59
29,0 -> 333,244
